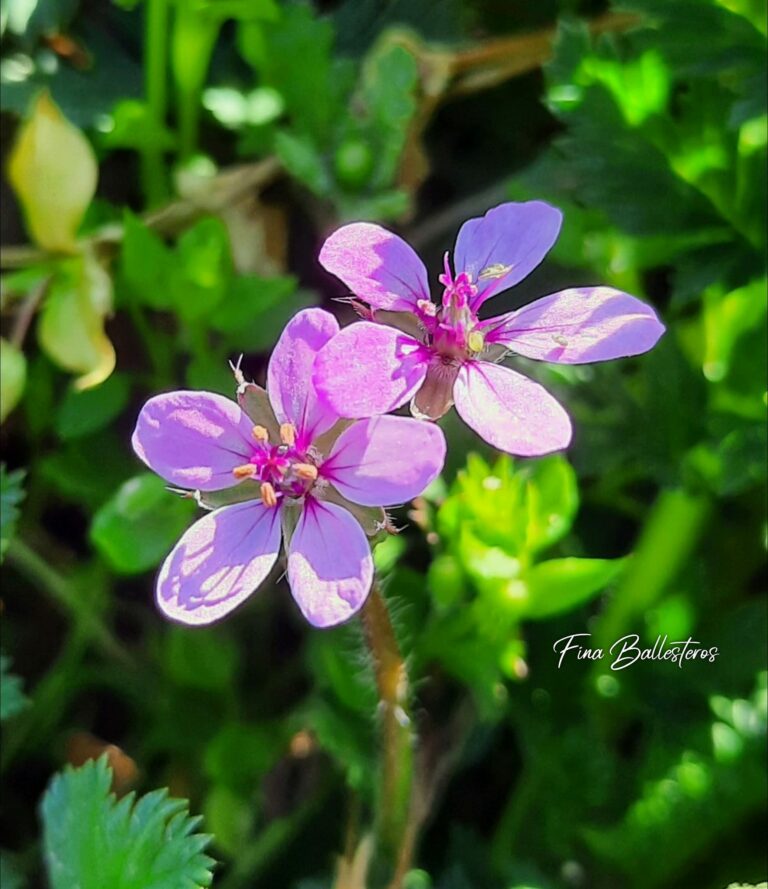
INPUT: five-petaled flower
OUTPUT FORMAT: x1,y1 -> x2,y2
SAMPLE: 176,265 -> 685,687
132,309 -> 446,628
313,201 -> 665,455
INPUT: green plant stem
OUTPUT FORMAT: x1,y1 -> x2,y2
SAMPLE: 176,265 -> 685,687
360,582 -> 416,888
7,539 -> 133,667
143,0 -> 170,206
171,4 -> 220,162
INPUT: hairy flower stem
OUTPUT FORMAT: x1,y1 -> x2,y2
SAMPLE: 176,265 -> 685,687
360,582 -> 415,888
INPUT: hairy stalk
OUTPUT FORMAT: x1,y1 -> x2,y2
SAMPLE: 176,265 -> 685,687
360,583 -> 416,888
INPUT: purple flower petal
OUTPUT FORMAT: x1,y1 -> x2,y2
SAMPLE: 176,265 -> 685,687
156,501 -> 282,625
132,391 -> 255,491
287,499 -> 373,627
313,322 -> 430,418
319,222 -> 430,312
267,308 -> 341,448
453,201 -> 563,309
323,415 -> 446,507
482,286 -> 666,363
453,360 -> 572,456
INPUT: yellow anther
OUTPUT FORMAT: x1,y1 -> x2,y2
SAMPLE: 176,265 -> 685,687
260,482 -> 278,508
252,425 -> 269,442
280,423 -> 296,447
478,262 -> 513,280
468,330 -> 485,353
294,462 -> 318,481
552,334 -> 569,347
233,463 -> 257,479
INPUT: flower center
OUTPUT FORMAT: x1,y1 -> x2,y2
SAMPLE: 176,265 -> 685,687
419,253 -> 485,360
232,422 -> 321,507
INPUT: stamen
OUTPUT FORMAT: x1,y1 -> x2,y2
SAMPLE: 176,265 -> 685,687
279,423 -> 296,447
294,462 -> 318,481
468,330 -> 485,353
260,482 -> 278,508
252,425 -> 269,442
233,463 -> 257,479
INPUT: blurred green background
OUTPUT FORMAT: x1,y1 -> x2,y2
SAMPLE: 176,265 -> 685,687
0,1 -> 766,887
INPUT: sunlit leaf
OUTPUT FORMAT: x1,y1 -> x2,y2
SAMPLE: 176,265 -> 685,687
41,756 -> 215,889
0,338 -> 26,423
38,254 -> 115,390
522,557 -> 626,620
8,91 -> 97,252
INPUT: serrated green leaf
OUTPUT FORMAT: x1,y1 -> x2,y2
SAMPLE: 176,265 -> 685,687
522,557 -> 626,620
0,654 -> 29,721
90,474 -> 195,574
0,464 -> 25,562
41,756 -> 215,889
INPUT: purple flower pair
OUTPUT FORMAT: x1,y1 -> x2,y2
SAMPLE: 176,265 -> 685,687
132,309 -> 445,627
133,201 -> 664,629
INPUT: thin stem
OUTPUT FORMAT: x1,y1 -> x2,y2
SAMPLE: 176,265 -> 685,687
10,277 -> 50,348
143,0 -> 170,206
7,539 -> 134,667
360,583 -> 416,888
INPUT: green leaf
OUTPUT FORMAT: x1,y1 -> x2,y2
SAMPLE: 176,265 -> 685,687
90,474 -> 195,574
101,99 -> 177,152
0,338 -> 27,424
41,756 -> 215,889
274,130 -> 332,195
172,217 -> 233,322
0,465 -> 25,562
0,851 -> 24,889
204,722 -> 286,791
523,558 -> 626,620
39,430 -> 132,510
358,37 -> 419,189
209,274 -> 298,334
120,212 -> 175,311
0,654 -> 29,721
163,625 -> 240,692
55,373 -> 131,441
239,3 -> 339,142
39,254 -> 116,390
521,455 -> 579,554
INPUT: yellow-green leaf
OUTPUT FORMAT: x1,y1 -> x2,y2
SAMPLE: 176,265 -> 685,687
0,338 -> 27,423
7,92 -> 97,253
38,255 -> 115,390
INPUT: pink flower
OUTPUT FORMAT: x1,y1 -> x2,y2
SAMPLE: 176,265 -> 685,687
313,201 -> 665,455
132,309 -> 446,628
